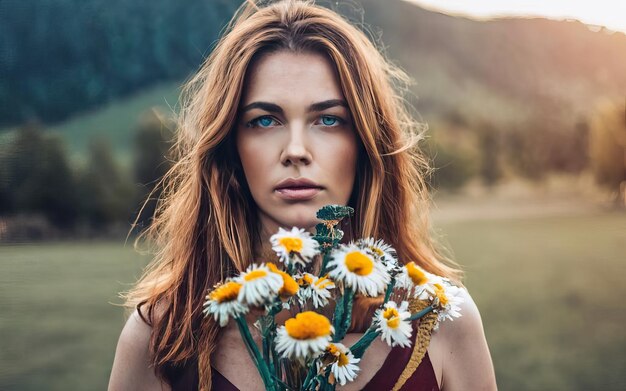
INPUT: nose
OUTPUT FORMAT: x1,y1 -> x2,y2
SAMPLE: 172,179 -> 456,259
280,124 -> 312,167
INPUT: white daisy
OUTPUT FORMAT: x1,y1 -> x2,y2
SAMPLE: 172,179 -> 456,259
325,343 -> 361,386
234,263 -> 283,306
310,274 -> 335,308
203,281 -> 249,327
375,300 -> 413,348
396,261 -> 437,298
296,272 -> 335,308
327,244 -> 390,297
270,227 -> 320,267
275,311 -> 334,359
295,273 -> 313,305
431,283 -> 465,325
356,237 -> 399,272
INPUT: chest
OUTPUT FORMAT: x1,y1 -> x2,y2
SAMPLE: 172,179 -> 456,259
212,327 -> 393,391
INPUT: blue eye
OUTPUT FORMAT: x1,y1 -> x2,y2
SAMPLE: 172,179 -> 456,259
320,115 -> 342,126
258,117 -> 274,127
248,116 -> 277,128
247,115 -> 344,128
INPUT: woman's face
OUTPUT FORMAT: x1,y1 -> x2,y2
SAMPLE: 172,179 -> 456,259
236,50 -> 358,235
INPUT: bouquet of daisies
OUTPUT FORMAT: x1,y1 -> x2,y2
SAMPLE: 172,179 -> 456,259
203,205 -> 463,390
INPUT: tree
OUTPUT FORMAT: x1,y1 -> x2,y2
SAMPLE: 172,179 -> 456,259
589,99 -> 626,207
1,121 -> 80,228
132,108 -> 175,228
475,122 -> 502,187
77,137 -> 136,229
424,125 -> 479,192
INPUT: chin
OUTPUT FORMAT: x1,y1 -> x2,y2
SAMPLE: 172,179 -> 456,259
273,204 -> 321,231
283,212 -> 319,231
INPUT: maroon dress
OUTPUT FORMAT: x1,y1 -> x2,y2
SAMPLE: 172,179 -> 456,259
165,326 -> 439,391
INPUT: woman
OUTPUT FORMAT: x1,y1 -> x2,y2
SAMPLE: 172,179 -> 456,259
108,1 -> 496,390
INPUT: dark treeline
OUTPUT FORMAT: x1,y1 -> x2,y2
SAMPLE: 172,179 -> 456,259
0,110 -> 174,241
1,99 -> 623,242
2,0 -> 625,240
0,0 -> 240,127
7,0 -> 625,130
424,112 -> 591,190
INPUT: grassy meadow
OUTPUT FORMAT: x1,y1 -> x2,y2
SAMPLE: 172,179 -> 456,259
1,203 -> 625,390
437,211 -> 626,390
0,241 -> 151,390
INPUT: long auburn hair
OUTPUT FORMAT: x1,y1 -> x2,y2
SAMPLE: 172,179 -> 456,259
122,0 -> 462,389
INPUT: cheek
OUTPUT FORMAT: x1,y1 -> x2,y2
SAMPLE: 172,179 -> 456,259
321,133 -> 359,195
236,134 -> 267,192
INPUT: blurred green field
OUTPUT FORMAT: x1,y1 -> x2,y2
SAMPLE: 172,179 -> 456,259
1,210 -> 625,390
0,241 -> 150,390
437,212 -> 626,390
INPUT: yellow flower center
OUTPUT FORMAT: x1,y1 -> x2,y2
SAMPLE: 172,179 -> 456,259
434,283 -> 449,306
326,343 -> 350,366
279,273 -> 299,297
344,251 -> 374,276
370,246 -> 385,257
244,269 -> 268,281
406,262 -> 428,286
285,311 -> 332,340
209,281 -> 242,303
383,307 -> 401,329
279,237 -> 303,253
314,275 -> 333,290
337,352 -> 350,366
298,273 -> 314,287
267,263 -> 298,297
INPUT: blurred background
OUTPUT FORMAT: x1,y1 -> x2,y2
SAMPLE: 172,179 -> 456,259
1,0 -> 624,389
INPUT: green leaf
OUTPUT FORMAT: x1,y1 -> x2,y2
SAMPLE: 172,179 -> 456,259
314,223 -> 332,237
316,204 -> 354,221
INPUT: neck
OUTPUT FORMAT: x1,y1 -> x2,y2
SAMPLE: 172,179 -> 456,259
253,225 -> 277,262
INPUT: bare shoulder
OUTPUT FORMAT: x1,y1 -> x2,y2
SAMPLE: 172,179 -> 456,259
434,288 -> 498,391
108,307 -> 171,391
437,288 -> 485,342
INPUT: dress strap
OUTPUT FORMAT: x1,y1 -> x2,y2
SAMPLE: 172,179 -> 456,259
391,298 -> 438,391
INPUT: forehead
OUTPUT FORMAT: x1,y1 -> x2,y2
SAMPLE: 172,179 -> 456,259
240,50 -> 345,106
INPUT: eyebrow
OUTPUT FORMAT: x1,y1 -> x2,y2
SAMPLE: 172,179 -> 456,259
239,99 -> 348,115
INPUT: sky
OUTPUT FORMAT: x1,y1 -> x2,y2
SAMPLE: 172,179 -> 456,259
405,0 -> 626,33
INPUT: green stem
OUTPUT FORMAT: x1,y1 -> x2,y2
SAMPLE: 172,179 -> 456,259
282,358 -> 294,390
235,317 -> 276,391
320,250 -> 332,276
272,374 -> 296,391
301,359 -> 319,390
383,278 -> 396,304
338,288 -> 354,342
349,326 -> 379,359
350,305 -> 435,359
331,290 -> 345,341
320,366 -> 334,391
408,305 -> 434,321
263,331 -> 274,376
272,346 -> 282,387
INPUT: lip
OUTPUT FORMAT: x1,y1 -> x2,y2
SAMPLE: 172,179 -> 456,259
274,178 -> 323,201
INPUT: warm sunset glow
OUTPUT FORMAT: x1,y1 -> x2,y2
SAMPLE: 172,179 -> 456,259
406,0 -> 626,34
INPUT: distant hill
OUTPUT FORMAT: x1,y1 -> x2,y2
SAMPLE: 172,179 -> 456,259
3,0 -> 624,152
0,0 -> 240,127
357,0 -> 626,126
47,81 -> 181,167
